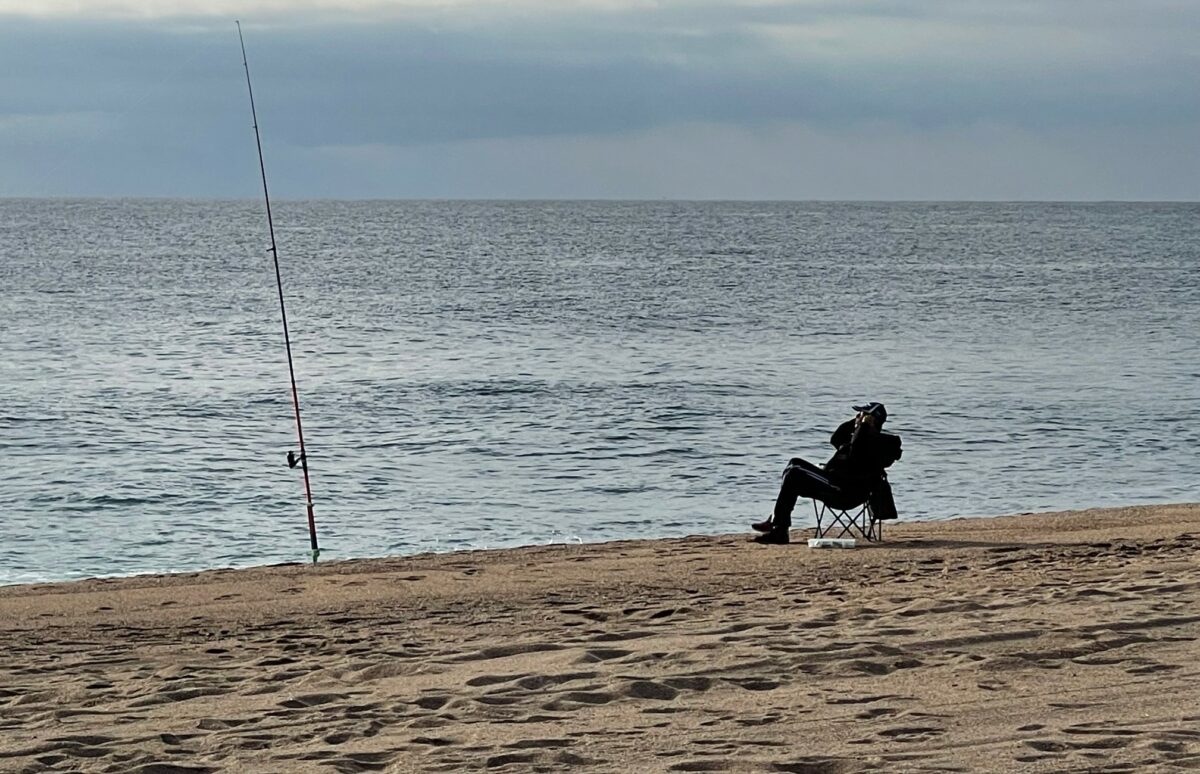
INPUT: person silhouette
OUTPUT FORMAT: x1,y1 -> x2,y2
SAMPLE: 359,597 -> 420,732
752,402 -> 891,545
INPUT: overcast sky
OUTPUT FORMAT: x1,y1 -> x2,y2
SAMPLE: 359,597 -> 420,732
2,0 -> 1197,199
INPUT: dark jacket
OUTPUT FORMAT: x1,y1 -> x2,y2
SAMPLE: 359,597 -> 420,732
824,418 -> 888,487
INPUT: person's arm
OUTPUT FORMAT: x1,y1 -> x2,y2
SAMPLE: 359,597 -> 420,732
830,419 -> 856,448
846,414 -> 880,466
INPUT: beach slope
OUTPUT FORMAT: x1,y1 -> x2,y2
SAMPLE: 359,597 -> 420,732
2,504 -> 1199,772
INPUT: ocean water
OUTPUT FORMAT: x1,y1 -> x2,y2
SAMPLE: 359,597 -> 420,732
2,199 -> 1197,585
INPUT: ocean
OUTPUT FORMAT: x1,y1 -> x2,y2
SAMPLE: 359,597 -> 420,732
2,199 -> 1197,585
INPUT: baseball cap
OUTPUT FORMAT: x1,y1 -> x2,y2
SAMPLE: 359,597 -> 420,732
852,402 -> 887,423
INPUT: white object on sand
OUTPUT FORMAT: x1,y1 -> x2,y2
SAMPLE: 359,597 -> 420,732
808,538 -> 856,549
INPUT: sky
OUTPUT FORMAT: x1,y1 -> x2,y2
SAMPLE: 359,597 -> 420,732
1,0 -> 1197,199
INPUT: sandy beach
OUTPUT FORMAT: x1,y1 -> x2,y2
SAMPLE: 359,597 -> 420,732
2,504 -> 1199,773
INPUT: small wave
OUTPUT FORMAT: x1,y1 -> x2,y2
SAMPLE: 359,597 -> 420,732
80,494 -> 165,507
605,446 -> 701,459
582,484 -> 657,495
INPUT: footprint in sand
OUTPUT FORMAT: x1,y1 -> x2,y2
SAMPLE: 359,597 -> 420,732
663,676 -> 715,692
513,672 -> 597,691
254,656 -> 298,667
622,680 -> 679,700
561,606 -> 610,622
588,630 -> 655,643
542,690 -> 614,710
453,642 -> 562,662
322,750 -> 397,773
667,761 -> 732,772
824,694 -> 900,706
773,758 -> 876,773
128,687 -> 229,707
414,695 -> 451,710
1024,739 -> 1070,753
727,677 -> 782,692
1125,662 -> 1180,675
277,692 -> 349,709
504,738 -> 574,750
855,707 -> 898,720
408,716 -> 452,730
877,725 -> 945,742
484,751 -> 539,768
735,713 -> 785,727
578,648 -> 632,662
196,717 -> 256,730
465,673 -> 528,687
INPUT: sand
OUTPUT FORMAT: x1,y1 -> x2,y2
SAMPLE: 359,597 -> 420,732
2,503 -> 1199,773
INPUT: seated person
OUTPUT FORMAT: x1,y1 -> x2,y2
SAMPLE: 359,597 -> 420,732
752,402 -> 891,545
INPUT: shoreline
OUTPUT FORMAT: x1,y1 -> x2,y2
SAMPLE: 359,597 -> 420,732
4,503 -> 1199,772
7,499 -> 1196,591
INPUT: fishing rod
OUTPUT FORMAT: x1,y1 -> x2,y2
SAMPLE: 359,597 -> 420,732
237,21 -> 320,564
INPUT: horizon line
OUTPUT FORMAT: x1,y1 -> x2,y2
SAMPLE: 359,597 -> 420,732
1,195 -> 1197,205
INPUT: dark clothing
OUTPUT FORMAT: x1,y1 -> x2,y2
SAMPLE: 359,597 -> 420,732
824,419 -> 889,486
772,458 -> 866,529
771,417 -> 889,529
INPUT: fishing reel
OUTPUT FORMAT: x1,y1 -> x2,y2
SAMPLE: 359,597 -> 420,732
287,451 -> 306,469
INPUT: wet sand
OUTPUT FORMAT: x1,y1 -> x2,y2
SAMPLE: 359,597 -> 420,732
2,503 -> 1199,773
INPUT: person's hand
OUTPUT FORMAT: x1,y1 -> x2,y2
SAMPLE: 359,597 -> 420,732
859,413 -> 876,429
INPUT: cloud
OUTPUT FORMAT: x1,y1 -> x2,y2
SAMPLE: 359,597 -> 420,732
0,0 -> 651,20
0,1 -> 1197,197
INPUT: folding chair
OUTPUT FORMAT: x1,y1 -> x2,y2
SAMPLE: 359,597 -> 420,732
811,496 -> 883,542
806,443 -> 899,544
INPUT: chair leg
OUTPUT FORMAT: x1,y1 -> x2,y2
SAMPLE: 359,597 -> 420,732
811,500 -> 884,542
814,503 -> 839,539
827,509 -> 857,539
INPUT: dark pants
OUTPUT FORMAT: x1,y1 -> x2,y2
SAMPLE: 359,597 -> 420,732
772,458 -> 865,530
